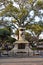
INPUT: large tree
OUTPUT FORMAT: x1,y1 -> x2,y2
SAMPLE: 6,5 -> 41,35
0,0 -> 43,41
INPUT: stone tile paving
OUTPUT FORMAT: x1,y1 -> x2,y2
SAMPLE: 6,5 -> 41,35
0,63 -> 43,65
0,58 -> 43,65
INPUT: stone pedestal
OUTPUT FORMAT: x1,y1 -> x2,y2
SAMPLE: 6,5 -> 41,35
11,27 -> 33,56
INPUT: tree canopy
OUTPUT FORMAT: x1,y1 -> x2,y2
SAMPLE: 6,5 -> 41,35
0,0 -> 43,40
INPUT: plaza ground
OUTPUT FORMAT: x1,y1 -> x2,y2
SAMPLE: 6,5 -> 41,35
0,57 -> 43,65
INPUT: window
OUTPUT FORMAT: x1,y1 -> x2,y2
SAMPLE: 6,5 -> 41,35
18,43 -> 25,49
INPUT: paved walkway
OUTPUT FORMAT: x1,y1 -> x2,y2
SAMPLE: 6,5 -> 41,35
0,58 -> 43,65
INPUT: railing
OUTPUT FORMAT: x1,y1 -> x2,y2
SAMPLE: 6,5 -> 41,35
0,51 -> 43,57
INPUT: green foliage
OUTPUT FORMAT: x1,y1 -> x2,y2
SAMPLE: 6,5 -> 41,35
18,7 -> 28,24
31,24 -> 43,35
0,28 -> 11,36
0,0 -> 43,39
36,0 -> 43,9
0,27 -> 11,46
7,36 -> 16,43
0,27 -> 16,51
28,0 -> 33,4
25,32 -> 31,41
2,36 -> 16,51
0,3 -> 19,16
26,24 -> 43,36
